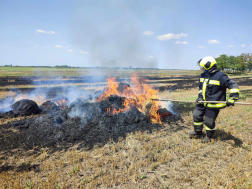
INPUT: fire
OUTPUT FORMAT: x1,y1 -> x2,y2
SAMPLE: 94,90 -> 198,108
15,94 -> 47,105
56,99 -> 67,109
97,73 -> 162,124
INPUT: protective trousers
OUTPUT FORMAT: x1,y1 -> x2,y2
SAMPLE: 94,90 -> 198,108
193,104 -> 220,137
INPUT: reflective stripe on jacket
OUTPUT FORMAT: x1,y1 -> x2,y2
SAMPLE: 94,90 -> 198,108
198,70 -> 239,109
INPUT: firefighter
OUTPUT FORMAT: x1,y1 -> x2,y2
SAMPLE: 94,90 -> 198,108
189,56 -> 240,143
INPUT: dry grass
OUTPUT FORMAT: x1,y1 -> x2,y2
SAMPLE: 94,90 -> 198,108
0,74 -> 252,188
0,91 -> 16,99
0,67 -> 201,77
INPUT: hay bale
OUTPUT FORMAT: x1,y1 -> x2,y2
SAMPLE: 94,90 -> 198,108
11,99 -> 40,116
39,101 -> 59,113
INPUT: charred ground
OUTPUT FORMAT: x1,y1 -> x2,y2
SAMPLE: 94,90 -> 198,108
0,95 -> 180,152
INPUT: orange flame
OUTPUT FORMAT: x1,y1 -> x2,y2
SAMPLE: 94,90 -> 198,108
97,73 -> 162,124
56,99 -> 67,109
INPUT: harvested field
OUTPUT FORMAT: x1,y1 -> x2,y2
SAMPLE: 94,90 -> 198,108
0,69 -> 252,188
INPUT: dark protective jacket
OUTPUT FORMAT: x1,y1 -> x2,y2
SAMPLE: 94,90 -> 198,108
198,65 -> 239,109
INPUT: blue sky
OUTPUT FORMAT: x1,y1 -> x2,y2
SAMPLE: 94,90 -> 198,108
0,0 -> 252,69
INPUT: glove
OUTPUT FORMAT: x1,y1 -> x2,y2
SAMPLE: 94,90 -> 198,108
226,99 -> 235,107
196,97 -> 204,104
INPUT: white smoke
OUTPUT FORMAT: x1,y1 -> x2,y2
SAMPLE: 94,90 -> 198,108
159,101 -> 176,115
0,96 -> 14,113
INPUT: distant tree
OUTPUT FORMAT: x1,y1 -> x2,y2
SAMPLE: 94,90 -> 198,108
247,56 -> 252,71
244,53 -> 252,71
216,54 -> 229,71
227,55 -> 237,73
236,55 -> 246,72
54,65 -> 69,68
215,53 -> 252,73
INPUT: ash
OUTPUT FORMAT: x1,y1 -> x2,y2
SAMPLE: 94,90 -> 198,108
0,95 -> 180,150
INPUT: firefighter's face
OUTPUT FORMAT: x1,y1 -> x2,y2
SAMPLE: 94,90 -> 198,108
200,66 -> 205,72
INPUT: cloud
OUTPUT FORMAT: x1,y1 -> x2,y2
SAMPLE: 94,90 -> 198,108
68,50 -> 73,52
54,45 -> 63,48
149,56 -> 154,58
227,45 -> 234,47
80,51 -> 88,54
157,33 -> 187,41
208,40 -> 220,44
175,41 -> 188,44
197,46 -> 205,48
66,46 -> 69,48
36,29 -> 55,34
142,31 -> 153,36
241,44 -> 246,47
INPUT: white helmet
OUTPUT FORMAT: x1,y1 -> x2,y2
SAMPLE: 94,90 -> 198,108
198,56 -> 216,70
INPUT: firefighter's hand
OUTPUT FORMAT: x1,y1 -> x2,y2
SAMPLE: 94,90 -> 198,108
226,99 -> 235,107
196,97 -> 204,104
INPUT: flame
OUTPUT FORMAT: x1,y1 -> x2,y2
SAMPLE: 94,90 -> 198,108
97,73 -> 162,124
97,78 -> 119,100
15,94 -> 47,105
56,99 -> 67,109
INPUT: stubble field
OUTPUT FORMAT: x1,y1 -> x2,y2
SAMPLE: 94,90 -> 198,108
0,67 -> 252,189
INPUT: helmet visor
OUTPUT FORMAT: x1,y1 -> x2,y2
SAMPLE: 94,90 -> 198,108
200,66 -> 205,72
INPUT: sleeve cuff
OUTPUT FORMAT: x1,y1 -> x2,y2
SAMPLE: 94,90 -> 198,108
230,88 -> 240,93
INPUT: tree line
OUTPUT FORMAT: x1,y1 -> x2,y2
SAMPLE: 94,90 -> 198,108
215,53 -> 252,73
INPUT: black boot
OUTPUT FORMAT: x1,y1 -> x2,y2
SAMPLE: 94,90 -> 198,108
189,131 -> 203,138
202,130 -> 215,143
206,130 -> 215,138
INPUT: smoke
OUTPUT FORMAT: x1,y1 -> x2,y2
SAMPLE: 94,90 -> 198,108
70,0 -> 158,68
159,101 -> 176,115
0,81 -> 99,113
0,96 -> 14,113
67,100 -> 102,129
68,107 -> 88,127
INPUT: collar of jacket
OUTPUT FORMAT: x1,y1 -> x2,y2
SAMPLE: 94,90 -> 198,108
207,64 -> 219,74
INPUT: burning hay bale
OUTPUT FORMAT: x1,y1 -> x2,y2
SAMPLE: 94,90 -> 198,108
2,96 -> 150,149
68,99 -> 102,129
39,101 -> 59,113
117,83 -> 130,94
100,95 -> 127,114
0,74 -> 180,150
11,99 -> 40,116
157,108 -> 172,118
